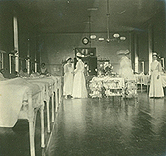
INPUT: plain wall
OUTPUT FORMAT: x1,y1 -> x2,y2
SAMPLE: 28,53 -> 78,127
39,32 -> 130,74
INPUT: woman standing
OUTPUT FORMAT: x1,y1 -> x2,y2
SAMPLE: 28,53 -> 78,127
63,57 -> 74,99
72,53 -> 87,98
149,53 -> 164,98
117,50 -> 135,80
117,50 -> 136,98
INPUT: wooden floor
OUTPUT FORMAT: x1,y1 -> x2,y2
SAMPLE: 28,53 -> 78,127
46,93 -> 166,156
0,103 -> 53,156
1,93 -> 166,156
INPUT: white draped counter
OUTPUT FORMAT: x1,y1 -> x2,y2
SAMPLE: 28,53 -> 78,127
161,75 -> 166,87
0,77 -> 44,156
0,77 -> 41,127
0,75 -> 62,156
25,76 -> 61,132
135,74 -> 166,88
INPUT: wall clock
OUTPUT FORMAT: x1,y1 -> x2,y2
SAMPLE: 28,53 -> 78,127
82,37 -> 89,45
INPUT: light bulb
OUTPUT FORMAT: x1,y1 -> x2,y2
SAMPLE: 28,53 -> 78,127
99,38 -> 104,41
120,37 -> 126,40
113,33 -> 120,38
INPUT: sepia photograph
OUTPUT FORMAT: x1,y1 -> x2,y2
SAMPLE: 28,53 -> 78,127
0,0 -> 166,155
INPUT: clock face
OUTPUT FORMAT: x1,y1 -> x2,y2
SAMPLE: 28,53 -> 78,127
82,37 -> 89,45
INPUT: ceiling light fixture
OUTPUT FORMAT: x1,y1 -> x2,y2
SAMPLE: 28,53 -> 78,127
105,0 -> 126,43
106,0 -> 110,43
99,38 -> 105,41
120,36 -> 126,40
113,33 -> 120,38
90,35 -> 96,39
88,16 -> 92,47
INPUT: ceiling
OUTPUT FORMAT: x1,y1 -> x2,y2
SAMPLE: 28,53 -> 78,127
0,0 -> 165,34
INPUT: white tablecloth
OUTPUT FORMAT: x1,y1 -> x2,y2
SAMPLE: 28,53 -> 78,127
135,74 -> 166,87
0,78 -> 41,127
162,75 -> 166,87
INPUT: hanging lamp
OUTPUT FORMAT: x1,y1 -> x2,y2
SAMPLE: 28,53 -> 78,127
106,0 -> 110,43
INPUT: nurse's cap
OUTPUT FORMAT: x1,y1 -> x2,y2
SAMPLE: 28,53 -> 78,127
152,52 -> 157,56
76,52 -> 82,57
117,49 -> 130,55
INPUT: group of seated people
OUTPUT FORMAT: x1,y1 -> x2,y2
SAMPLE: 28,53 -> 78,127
0,63 -> 49,80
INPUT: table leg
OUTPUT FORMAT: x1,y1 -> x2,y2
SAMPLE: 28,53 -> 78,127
40,103 -> 45,148
58,87 -> 61,104
46,100 -> 50,133
51,92 -> 54,122
141,82 -> 143,93
28,93 -> 35,156
29,121 -> 35,156
55,89 -> 58,112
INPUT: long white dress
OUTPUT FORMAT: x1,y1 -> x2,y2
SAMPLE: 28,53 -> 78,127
119,56 -> 135,80
149,60 -> 164,97
119,56 -> 136,98
63,63 -> 74,96
72,59 -> 87,98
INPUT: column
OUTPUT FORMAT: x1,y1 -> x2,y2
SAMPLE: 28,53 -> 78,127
27,39 -> 30,74
13,16 -> 19,72
0,50 -> 6,69
9,53 -> 13,74
35,49 -> 37,72
134,34 -> 138,73
35,60 -> 37,73
141,61 -> 145,74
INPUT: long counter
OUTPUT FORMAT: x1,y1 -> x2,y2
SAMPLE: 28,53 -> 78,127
0,75 -> 62,156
